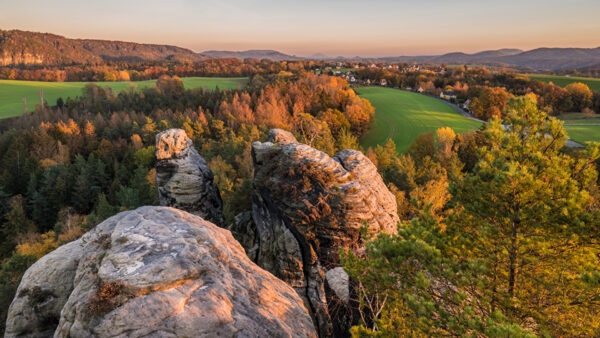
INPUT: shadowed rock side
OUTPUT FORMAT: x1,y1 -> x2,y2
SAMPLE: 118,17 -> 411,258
156,129 -> 225,226
5,207 -> 317,338
230,128 -> 399,337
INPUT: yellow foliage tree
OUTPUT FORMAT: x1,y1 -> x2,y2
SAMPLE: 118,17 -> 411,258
16,231 -> 58,259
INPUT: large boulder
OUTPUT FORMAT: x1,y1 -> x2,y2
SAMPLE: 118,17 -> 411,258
4,241 -> 83,337
156,129 -> 225,226
5,207 -> 317,338
241,129 -> 399,336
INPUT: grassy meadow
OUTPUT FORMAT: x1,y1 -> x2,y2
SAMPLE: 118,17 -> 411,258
556,113 -> 600,144
0,77 -> 248,119
563,125 -> 600,144
330,68 -> 357,73
527,74 -> 600,92
356,87 -> 482,153
524,75 -> 600,143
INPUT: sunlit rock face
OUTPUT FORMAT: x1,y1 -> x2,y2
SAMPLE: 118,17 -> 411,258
231,128 -> 399,337
0,52 -> 45,66
4,207 -> 317,338
156,129 -> 225,226
153,127 -> 399,336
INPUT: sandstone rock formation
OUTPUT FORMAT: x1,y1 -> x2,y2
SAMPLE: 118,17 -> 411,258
325,267 -> 350,304
4,241 -> 83,337
156,129 -> 225,226
0,51 -> 44,66
234,128 -> 399,336
5,207 -> 317,338
228,211 -> 258,261
154,128 -> 398,336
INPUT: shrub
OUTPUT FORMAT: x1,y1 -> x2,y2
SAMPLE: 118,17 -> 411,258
87,281 -> 125,315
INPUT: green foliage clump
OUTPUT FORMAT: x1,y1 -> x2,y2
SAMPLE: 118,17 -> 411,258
342,210 -> 533,337
344,94 -> 600,336
449,94 -> 600,335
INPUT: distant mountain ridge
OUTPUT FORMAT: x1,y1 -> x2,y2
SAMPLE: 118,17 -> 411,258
427,48 -> 524,63
202,49 -> 304,61
498,47 -> 600,70
0,29 -> 208,66
2,29 -> 600,70
370,47 -> 600,70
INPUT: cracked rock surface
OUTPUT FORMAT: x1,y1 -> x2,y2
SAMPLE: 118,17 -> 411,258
5,207 -> 316,338
239,129 -> 398,336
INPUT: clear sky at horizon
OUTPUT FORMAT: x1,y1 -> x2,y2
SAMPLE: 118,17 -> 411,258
1,0 -> 599,57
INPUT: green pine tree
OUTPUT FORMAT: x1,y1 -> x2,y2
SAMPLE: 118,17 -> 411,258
449,94 -> 600,335
1,196 -> 35,258
341,208 -> 531,336
85,193 -> 117,229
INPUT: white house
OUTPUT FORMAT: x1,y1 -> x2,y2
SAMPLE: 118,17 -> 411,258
440,90 -> 457,101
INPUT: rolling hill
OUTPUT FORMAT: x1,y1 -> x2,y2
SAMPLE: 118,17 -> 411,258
357,87 -> 482,153
201,49 -> 303,61
374,48 -> 600,71
427,48 -> 523,63
528,74 -> 600,92
0,30 -> 208,66
498,47 -> 600,70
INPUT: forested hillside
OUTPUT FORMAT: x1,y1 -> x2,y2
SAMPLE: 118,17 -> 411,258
0,30 -> 207,66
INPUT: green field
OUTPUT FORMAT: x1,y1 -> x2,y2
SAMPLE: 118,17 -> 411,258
330,68 -> 356,73
0,77 -> 248,119
556,113 -> 600,144
563,125 -> 600,144
357,87 -> 482,153
558,112 -> 600,124
528,74 -> 600,92
527,76 -> 600,143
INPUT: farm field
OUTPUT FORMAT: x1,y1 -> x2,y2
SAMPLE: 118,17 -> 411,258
557,112 -> 600,124
357,87 -> 482,153
527,74 -> 600,92
563,125 -> 600,144
557,113 -> 600,144
329,68 -> 356,73
0,77 -> 248,119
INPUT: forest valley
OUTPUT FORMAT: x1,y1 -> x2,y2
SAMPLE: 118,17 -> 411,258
0,67 -> 599,336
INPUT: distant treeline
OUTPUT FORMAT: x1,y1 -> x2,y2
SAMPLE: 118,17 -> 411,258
0,58 -> 322,82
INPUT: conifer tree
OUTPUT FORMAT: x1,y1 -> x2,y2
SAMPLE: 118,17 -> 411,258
449,94 -> 600,335
1,196 -> 35,257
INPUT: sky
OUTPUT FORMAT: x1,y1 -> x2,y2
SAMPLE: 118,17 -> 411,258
1,0 -> 599,57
